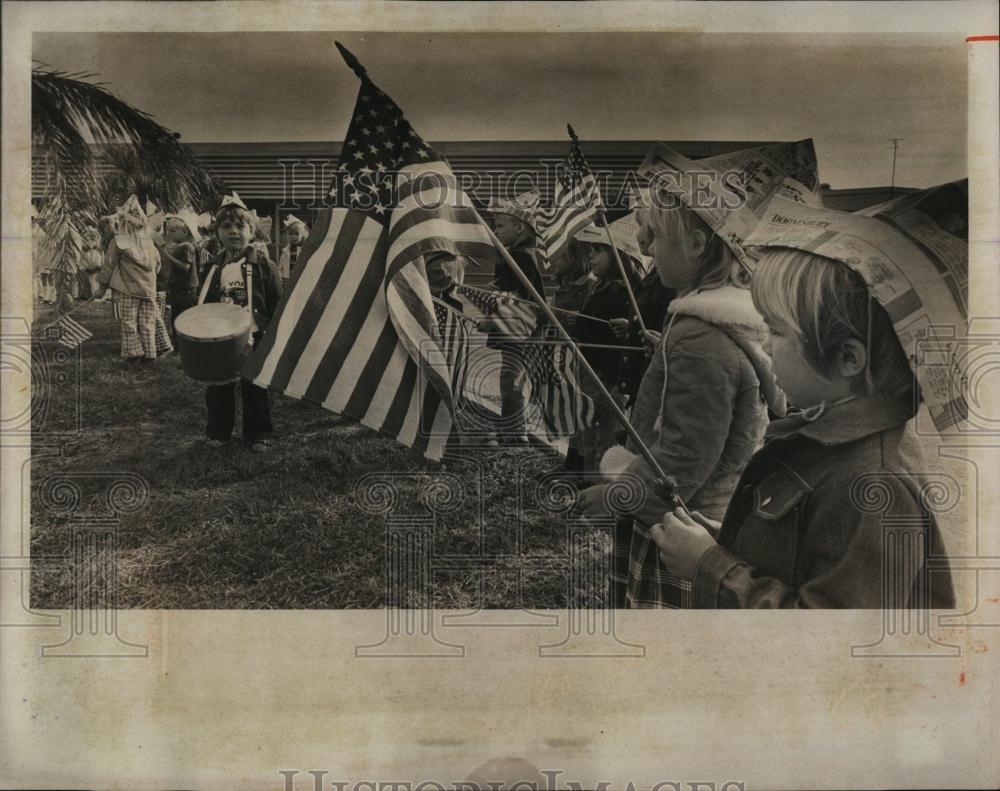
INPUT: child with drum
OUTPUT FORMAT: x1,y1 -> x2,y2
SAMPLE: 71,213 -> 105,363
197,192 -> 283,452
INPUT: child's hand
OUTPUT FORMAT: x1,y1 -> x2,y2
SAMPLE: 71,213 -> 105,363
642,329 -> 661,349
575,484 -> 612,520
649,507 -> 718,580
609,318 -> 630,340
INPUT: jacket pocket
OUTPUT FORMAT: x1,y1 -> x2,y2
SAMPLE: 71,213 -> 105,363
733,467 -> 811,581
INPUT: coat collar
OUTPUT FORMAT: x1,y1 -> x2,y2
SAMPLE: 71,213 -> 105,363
766,395 -> 916,446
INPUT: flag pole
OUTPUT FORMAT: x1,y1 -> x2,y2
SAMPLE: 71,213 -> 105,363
567,124 -> 649,337
599,215 -> 648,336
480,221 -> 671,486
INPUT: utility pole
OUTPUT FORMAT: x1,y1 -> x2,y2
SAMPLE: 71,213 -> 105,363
888,138 -> 904,198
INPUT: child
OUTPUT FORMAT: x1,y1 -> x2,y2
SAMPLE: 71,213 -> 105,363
612,209 -> 675,402
649,206 -> 959,608
80,227 -> 105,301
94,195 -> 167,362
278,214 -> 309,288
159,211 -> 202,335
576,141 -> 814,608
570,225 -> 637,473
550,238 -> 594,337
485,191 -> 547,445
198,192 -> 282,452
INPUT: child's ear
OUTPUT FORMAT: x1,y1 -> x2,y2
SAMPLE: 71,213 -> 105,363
687,228 -> 707,259
836,338 -> 868,379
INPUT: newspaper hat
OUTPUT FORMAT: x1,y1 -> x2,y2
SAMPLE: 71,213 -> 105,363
574,214 -> 652,271
744,179 -> 969,433
488,189 -> 540,228
218,191 -> 249,212
163,208 -> 204,242
283,213 -> 308,230
638,139 -> 823,271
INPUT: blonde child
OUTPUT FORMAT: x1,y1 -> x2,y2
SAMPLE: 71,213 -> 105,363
80,227 -> 104,300
159,211 -> 202,334
650,228 -> 957,608
575,140 -> 821,608
278,214 -> 309,288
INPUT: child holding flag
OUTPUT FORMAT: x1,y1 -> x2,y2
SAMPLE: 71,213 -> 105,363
578,141 -> 821,608
649,185 -> 962,608
198,193 -> 282,452
486,191 -> 547,445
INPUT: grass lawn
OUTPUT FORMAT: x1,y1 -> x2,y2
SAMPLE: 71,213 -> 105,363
29,300 -> 609,609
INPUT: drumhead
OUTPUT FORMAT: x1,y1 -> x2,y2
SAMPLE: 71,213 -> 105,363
175,302 -> 253,342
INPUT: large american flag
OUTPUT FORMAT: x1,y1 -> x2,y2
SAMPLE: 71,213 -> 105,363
534,129 -> 602,263
245,45 -> 505,460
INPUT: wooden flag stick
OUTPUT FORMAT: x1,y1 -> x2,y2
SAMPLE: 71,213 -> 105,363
457,285 -> 613,326
600,216 -> 649,336
480,222 -> 671,485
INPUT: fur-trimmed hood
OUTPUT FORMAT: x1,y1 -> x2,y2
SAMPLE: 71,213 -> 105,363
667,285 -> 786,417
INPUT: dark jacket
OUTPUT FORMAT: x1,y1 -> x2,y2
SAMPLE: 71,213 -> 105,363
493,243 -> 545,300
692,396 -> 956,609
551,272 -> 595,336
199,246 -> 282,335
573,278 -> 631,385
163,242 -> 199,291
619,270 -> 675,397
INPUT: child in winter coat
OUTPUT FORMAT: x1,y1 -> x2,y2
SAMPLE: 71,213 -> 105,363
649,190 -> 960,608
198,193 -> 282,452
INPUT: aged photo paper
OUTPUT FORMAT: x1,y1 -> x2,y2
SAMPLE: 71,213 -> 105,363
2,1 -> 999,789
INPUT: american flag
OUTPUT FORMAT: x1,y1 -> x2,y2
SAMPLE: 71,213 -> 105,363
433,298 -> 470,404
534,127 -> 602,264
522,327 -> 597,437
245,44 -> 505,460
455,285 -> 538,340
46,314 -> 92,349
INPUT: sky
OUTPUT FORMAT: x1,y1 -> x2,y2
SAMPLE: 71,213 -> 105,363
32,31 -> 969,189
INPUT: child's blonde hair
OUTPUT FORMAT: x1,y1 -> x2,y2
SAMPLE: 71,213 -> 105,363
647,202 -> 749,291
751,248 -> 916,401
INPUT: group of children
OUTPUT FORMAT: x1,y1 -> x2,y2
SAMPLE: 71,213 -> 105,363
482,140 -> 959,610
52,133 -> 962,610
86,192 -> 310,452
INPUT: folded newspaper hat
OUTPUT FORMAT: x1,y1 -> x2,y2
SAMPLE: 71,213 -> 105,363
488,189 -> 540,227
283,213 -> 308,229
638,139 -> 823,271
163,208 -> 204,242
574,214 -> 652,270
744,179 -> 969,433
218,191 -> 249,212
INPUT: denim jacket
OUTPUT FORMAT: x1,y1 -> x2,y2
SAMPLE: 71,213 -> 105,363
692,395 -> 956,609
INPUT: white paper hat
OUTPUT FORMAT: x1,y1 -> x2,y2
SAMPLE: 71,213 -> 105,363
574,214 -> 651,270
488,189 -> 540,228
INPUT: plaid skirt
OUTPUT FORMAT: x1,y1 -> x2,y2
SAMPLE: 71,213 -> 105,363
611,516 -> 692,608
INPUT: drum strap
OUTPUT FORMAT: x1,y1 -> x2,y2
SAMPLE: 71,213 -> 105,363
197,264 -> 217,305
197,258 -> 255,335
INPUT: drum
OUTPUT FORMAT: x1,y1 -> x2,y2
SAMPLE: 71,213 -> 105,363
174,303 -> 253,384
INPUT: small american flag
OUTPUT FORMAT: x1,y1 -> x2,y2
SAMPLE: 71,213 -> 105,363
522,326 -> 597,437
535,126 -> 602,264
456,285 -> 538,340
46,314 -> 93,349
433,298 -> 470,403
245,44 -> 506,460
